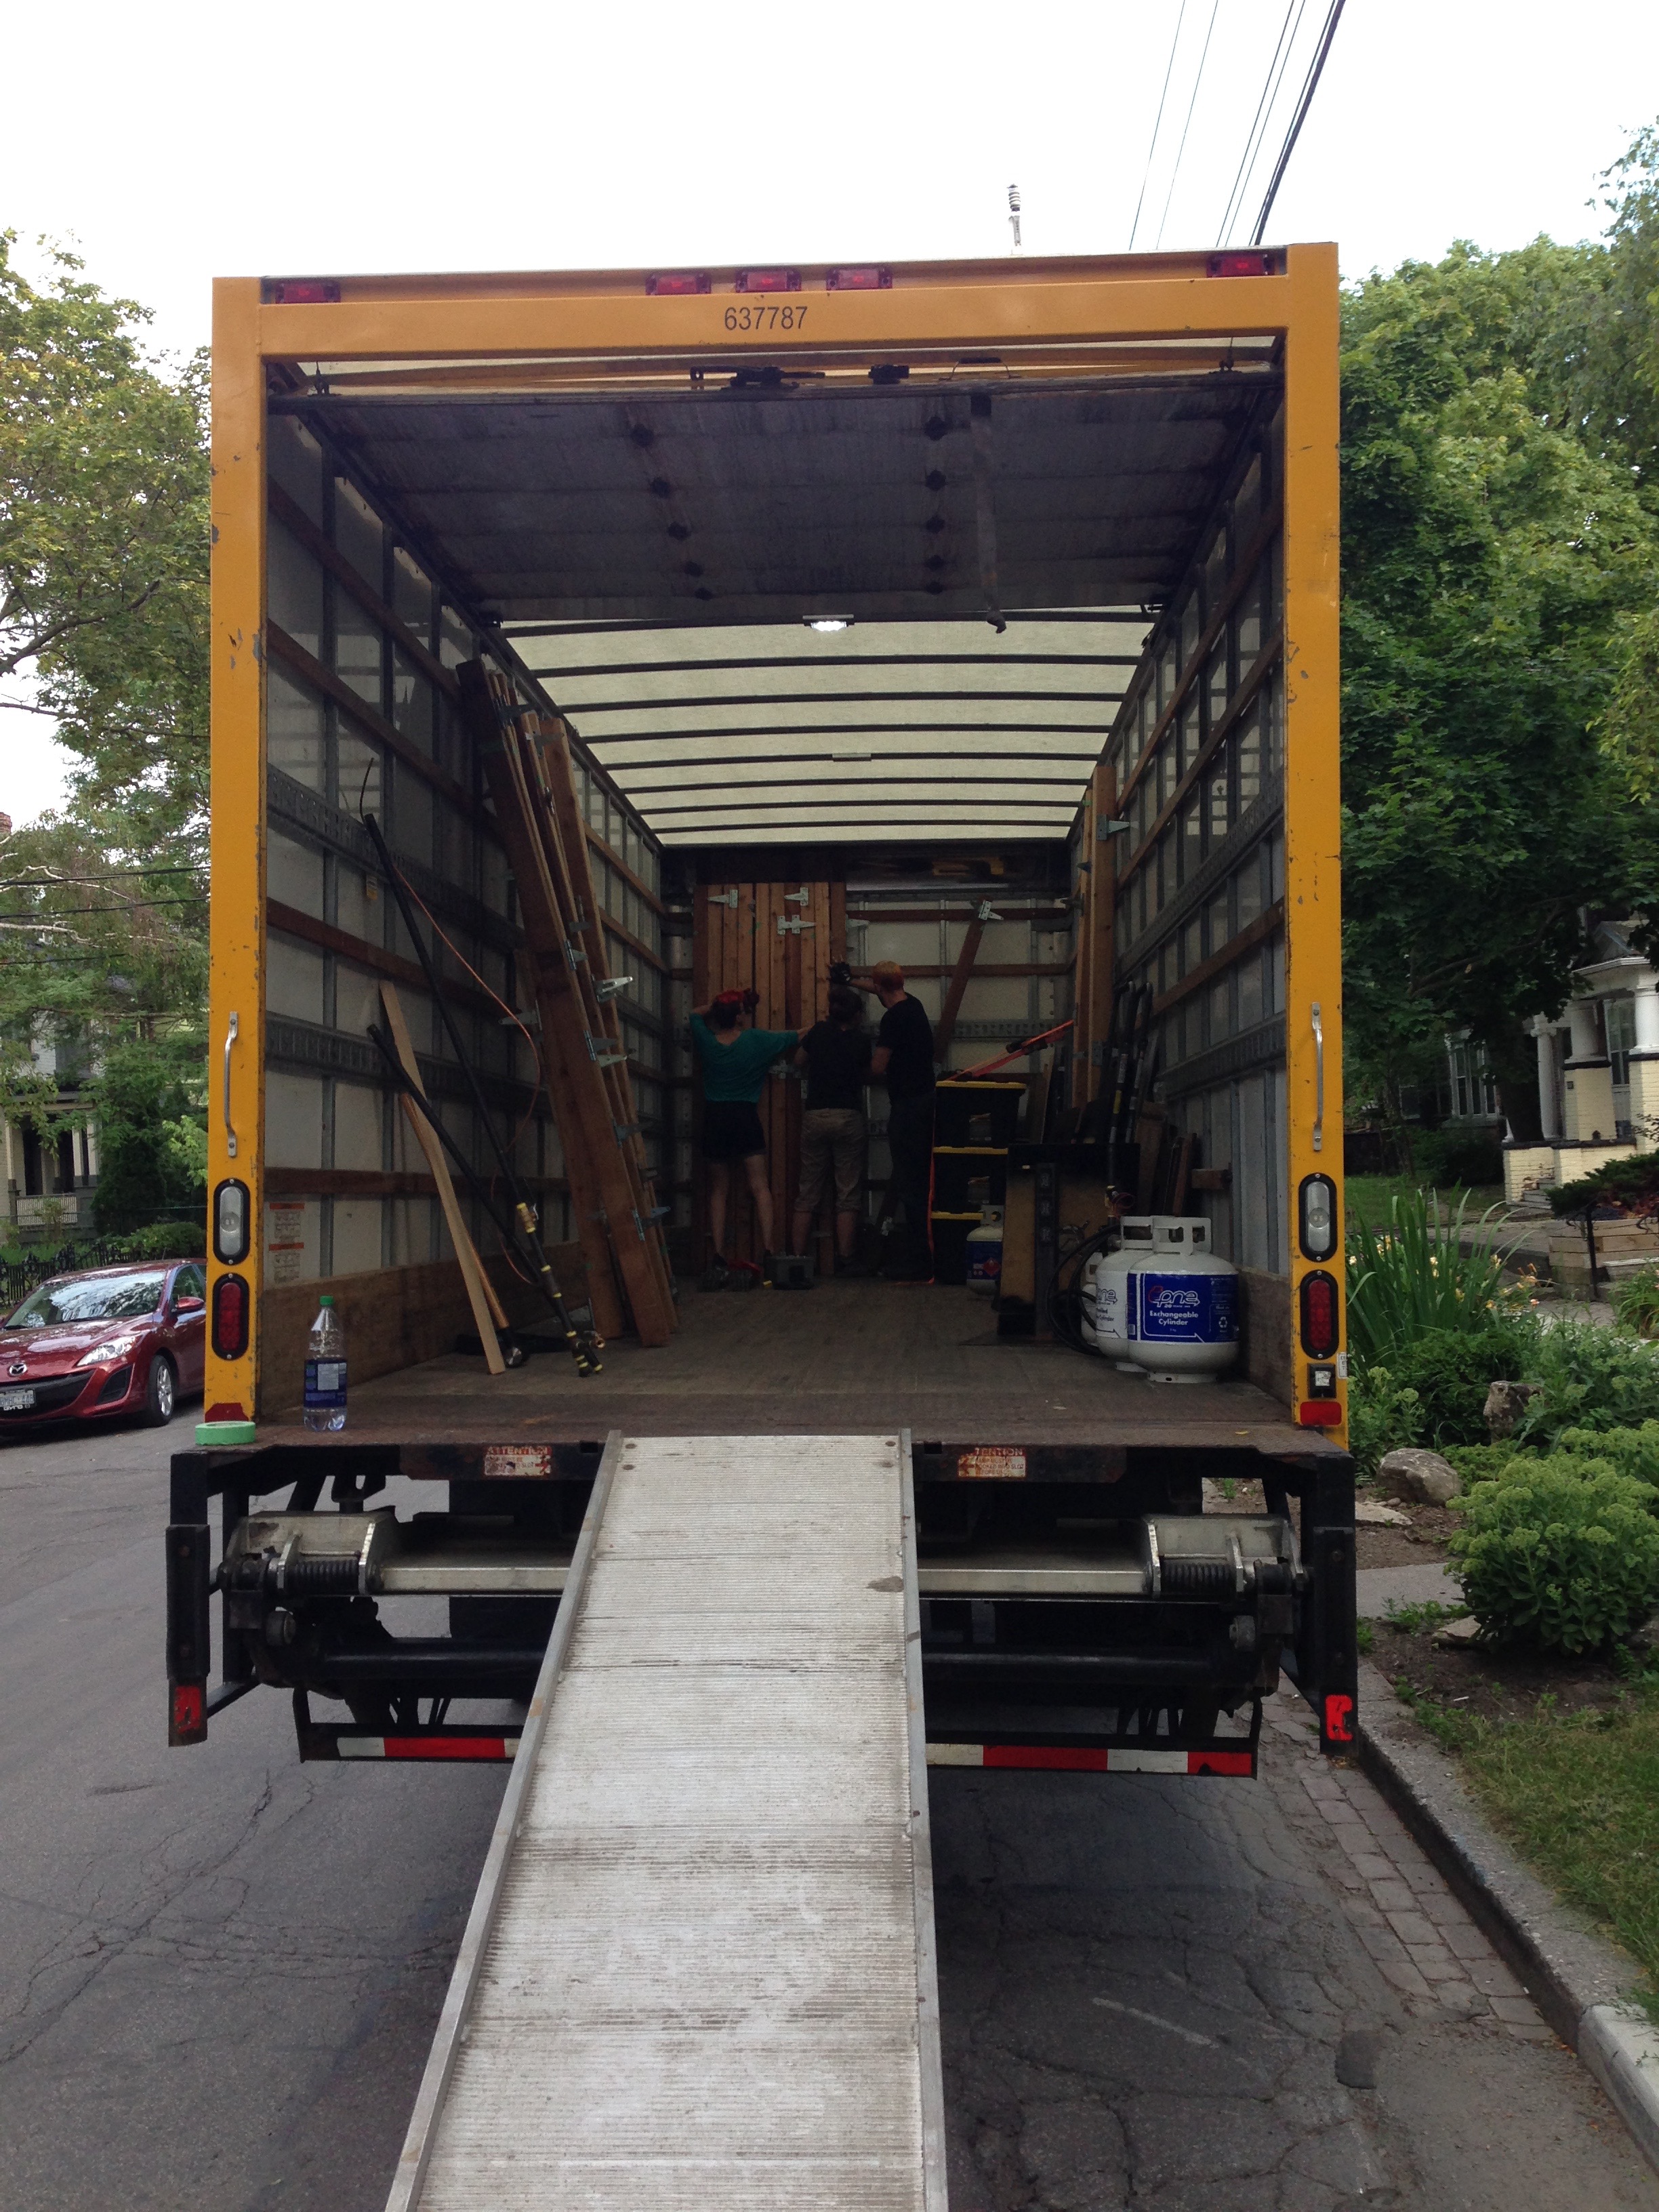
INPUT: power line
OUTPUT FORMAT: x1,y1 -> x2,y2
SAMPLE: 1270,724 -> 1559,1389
1250,0 -> 1347,246
1216,0 -> 1306,247
1128,1 -> 1188,251
1153,0 -> 1222,251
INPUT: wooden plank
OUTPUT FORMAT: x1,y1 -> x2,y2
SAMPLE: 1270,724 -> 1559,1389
380,983 -> 508,1371
933,901 -> 993,1063
504,710 -> 675,1341
459,669 -> 633,1342
533,715 -> 676,1319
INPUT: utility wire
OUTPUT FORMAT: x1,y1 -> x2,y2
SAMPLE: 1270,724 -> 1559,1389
1128,1 -> 1188,251
1250,0 -> 1347,245
1216,0 -> 1306,247
1153,0 -> 1221,251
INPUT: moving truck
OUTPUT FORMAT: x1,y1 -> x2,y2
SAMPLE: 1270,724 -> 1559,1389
169,243 -> 1356,1786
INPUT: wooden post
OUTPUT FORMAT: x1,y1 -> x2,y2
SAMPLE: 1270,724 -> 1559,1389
934,899 -> 995,1065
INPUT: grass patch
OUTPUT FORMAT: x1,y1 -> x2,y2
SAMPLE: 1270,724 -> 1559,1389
1346,1176 -> 1504,1226
1414,1678 -> 1659,2017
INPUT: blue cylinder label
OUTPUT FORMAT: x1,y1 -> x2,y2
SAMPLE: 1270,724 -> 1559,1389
1134,1272 -> 1238,1345
966,1246 -> 1002,1286
304,1359 -> 348,1408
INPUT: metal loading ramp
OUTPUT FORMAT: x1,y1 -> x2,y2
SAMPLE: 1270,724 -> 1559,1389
390,1431 -> 947,2212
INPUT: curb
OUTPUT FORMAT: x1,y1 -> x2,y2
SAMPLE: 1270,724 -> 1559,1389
1355,1658 -> 1659,2174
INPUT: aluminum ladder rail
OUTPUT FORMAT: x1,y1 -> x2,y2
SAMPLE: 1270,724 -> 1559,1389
388,1429 -> 947,2211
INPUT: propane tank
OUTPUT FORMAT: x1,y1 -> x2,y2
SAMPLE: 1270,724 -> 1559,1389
1094,1217 -> 1155,1371
1124,1217 -> 1240,1383
1080,1253 -> 1101,1349
965,1207 -> 1003,1294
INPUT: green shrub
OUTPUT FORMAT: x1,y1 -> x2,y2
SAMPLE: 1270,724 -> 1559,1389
1385,1324 -> 1528,1448
1450,1460 -> 1659,1652
1557,1420 -> 1659,1488
1445,1441 -> 1542,1486
1345,1186 -> 1518,1367
1616,1265 -> 1659,1340
1413,1126 -> 1504,1189
1513,1322 -> 1659,1447
1550,1154 -> 1659,1220
1347,1363 -> 1427,1481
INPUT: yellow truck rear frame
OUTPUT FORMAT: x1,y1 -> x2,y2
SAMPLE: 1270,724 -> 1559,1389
171,245 -> 1355,1773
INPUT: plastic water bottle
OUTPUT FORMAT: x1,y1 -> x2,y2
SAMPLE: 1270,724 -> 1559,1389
304,1294 -> 348,1431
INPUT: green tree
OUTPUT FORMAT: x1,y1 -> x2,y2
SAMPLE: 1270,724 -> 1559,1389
89,1033 -> 207,1236
0,232 -> 209,850
1340,213 -> 1659,1136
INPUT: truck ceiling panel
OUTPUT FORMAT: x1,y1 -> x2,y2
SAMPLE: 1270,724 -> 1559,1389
285,375 -> 1267,623
497,611 -> 1141,840
282,370 -> 1270,845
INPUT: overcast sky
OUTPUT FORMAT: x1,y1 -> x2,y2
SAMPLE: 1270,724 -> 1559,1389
3,0 -> 1656,819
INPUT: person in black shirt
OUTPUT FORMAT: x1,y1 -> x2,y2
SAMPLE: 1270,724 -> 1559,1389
867,959 -> 937,1279
789,985 -> 872,1273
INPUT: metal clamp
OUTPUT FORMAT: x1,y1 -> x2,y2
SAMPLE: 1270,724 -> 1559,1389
564,937 -> 587,969
776,916 -> 816,937
584,1033 -> 628,1068
975,900 -> 1002,922
785,886 -> 811,905
613,1120 -> 641,1144
594,977 -> 634,1002
1311,1002 -> 1325,1155
709,888 -> 739,909
222,1011 -> 239,1159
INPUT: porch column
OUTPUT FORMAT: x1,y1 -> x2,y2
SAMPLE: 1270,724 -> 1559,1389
1630,973 -> 1659,1152
1562,996 -> 1616,1145
1534,1021 -> 1562,1143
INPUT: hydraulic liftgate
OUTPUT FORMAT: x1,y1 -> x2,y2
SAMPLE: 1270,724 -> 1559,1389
386,1432 -> 947,2212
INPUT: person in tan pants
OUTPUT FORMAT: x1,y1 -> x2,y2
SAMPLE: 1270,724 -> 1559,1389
789,985 -> 872,1275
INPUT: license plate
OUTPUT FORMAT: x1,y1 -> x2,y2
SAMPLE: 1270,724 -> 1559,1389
0,1388 -> 35,1411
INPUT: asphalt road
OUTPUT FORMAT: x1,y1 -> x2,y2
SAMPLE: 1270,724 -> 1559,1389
1,1417 -> 1653,2211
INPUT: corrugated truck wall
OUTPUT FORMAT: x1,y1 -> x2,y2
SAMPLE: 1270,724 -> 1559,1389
1102,392 -> 1292,1390
258,410 -> 670,1407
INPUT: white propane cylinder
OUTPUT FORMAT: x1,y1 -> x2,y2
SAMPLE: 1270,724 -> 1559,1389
965,1208 -> 1003,1295
1095,1217 -> 1155,1372
1124,1217 -> 1240,1383
1080,1254 -> 1101,1349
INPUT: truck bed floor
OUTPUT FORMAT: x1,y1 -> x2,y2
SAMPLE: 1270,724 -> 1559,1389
263,1282 -> 1300,1450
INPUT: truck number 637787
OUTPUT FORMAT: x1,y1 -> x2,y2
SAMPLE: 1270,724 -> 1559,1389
723,304 -> 808,331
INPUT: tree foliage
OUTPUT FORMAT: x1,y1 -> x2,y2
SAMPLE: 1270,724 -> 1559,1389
89,1032 -> 207,1236
1340,138 -> 1659,1132
0,232 -> 209,848
0,236 -> 209,1220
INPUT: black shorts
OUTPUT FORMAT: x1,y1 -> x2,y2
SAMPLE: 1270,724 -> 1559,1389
701,1101 -> 767,1163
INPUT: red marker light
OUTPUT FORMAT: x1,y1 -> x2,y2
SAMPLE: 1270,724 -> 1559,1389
734,268 -> 802,294
171,1683 -> 205,1741
1299,1401 -> 1344,1427
267,279 -> 342,304
645,272 -> 712,296
827,266 -> 893,291
211,1273 -> 250,1360
1324,1692 -> 1355,1744
1299,1269 -> 1340,1357
1207,251 -> 1273,279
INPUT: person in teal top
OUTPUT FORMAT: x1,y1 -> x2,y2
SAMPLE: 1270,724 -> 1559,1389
691,991 -> 798,1287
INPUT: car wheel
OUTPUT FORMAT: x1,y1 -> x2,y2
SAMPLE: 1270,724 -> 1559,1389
141,1354 -> 177,1428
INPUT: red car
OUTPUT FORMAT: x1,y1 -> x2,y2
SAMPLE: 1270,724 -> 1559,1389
0,1260 -> 207,1430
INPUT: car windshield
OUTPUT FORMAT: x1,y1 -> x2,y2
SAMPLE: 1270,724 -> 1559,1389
5,1272 -> 167,1328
